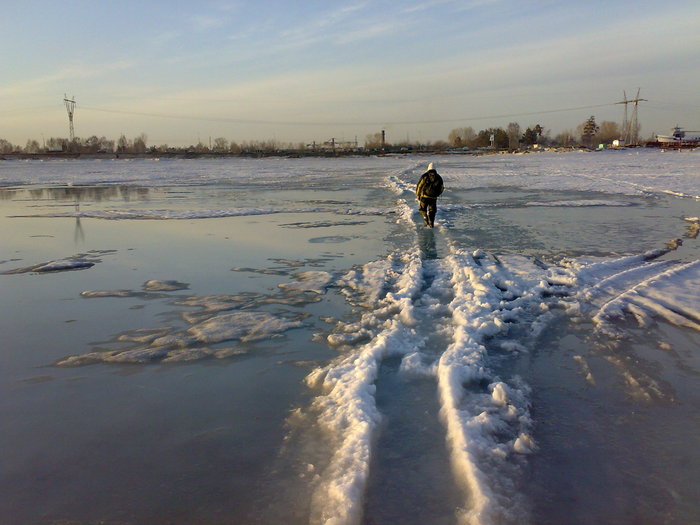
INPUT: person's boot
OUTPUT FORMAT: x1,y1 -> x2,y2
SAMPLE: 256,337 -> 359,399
420,211 -> 430,226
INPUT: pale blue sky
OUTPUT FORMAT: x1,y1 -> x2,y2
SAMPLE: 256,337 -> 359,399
2,0 -> 699,146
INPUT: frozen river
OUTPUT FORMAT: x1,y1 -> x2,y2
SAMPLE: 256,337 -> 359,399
1,150 -> 699,524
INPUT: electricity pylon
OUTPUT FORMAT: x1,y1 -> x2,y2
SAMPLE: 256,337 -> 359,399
616,89 -> 646,145
63,94 -> 76,141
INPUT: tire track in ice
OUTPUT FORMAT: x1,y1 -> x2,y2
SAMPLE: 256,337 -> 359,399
555,247 -> 700,402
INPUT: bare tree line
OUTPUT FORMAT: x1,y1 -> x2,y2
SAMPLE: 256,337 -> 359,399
0,117 -> 643,156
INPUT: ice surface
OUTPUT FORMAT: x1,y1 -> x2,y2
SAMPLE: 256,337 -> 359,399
3,151 -> 700,525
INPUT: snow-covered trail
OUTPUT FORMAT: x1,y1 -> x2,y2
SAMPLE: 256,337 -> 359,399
300,163 -> 700,525
302,167 -> 566,524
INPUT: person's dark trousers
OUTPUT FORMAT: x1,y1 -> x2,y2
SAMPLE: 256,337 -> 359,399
419,197 -> 437,227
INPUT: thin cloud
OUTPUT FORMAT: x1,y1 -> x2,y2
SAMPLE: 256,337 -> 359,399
193,14 -> 226,30
403,0 -> 498,14
0,60 -> 136,98
334,21 -> 407,44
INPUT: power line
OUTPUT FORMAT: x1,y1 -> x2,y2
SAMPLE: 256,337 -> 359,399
0,105 -> 57,115
77,102 -> 618,127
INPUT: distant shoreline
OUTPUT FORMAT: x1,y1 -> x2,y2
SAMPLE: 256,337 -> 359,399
1,147 -> 594,161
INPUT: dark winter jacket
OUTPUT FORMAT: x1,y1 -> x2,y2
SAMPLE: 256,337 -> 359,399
416,169 -> 444,199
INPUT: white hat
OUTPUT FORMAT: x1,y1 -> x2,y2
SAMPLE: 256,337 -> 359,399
427,162 -> 434,170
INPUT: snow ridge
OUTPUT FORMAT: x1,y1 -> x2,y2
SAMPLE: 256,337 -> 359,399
305,247 -> 424,525
435,241 -> 554,525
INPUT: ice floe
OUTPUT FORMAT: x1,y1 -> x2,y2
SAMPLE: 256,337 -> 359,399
80,279 -> 189,298
2,252 -> 108,274
142,279 -> 189,291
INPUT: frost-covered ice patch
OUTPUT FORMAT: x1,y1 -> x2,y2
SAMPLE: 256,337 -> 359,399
188,311 -> 305,344
231,267 -> 288,276
81,290 -> 156,299
56,309 -> 306,366
684,217 -> 699,239
278,271 -> 338,295
573,355 -> 596,385
342,207 -> 396,216
232,257 -> 336,276
549,246 -> 700,401
308,235 -> 353,244
56,269 -> 325,366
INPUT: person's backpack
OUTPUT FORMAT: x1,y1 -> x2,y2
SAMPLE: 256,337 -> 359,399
422,172 -> 444,198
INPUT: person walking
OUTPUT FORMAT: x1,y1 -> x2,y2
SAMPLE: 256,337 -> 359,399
416,162 -> 444,228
